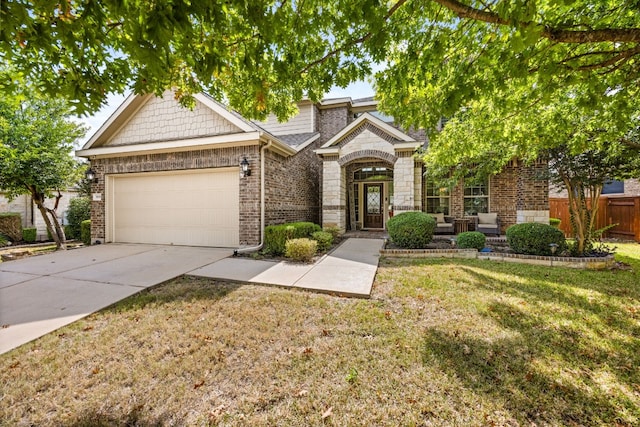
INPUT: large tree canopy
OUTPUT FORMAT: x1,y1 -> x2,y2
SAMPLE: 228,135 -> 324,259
0,93 -> 86,249
2,1 -> 639,125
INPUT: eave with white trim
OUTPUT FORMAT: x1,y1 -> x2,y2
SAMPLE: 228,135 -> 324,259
76,91 -> 296,159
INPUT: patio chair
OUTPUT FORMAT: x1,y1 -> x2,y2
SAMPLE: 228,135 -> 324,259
430,213 -> 455,234
475,213 -> 501,236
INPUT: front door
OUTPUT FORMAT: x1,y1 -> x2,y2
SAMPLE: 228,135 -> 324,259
364,183 -> 383,229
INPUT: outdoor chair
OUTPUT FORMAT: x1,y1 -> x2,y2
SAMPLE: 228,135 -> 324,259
430,213 -> 455,234
475,213 -> 501,236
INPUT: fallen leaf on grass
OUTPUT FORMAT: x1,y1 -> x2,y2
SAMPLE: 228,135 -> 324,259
297,389 -> 309,397
9,361 -> 20,369
194,380 -> 205,389
322,406 -> 333,420
82,326 -> 94,331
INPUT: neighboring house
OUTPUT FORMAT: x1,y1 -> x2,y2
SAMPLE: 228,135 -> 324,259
76,91 -> 549,248
0,190 -> 79,241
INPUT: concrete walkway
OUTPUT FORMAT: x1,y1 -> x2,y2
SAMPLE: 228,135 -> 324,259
190,238 -> 384,297
0,238 -> 383,355
0,244 -> 231,354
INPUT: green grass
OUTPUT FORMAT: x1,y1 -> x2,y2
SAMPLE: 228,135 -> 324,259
1,243 -> 639,425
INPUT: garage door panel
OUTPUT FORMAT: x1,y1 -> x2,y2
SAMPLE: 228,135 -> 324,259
109,168 -> 239,247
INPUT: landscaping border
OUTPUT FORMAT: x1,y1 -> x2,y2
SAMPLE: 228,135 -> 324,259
380,246 -> 615,270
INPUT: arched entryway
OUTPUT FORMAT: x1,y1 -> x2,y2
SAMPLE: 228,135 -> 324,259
346,162 -> 394,230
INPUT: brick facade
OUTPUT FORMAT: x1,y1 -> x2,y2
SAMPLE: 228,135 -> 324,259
81,92 -> 551,246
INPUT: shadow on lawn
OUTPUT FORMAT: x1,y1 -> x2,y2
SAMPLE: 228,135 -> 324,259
421,263 -> 640,425
106,276 -> 243,313
62,406 -> 167,427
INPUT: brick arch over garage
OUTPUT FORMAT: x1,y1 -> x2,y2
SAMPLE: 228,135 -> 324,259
337,150 -> 398,167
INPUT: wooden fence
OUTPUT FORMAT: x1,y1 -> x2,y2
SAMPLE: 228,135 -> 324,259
549,197 -> 640,242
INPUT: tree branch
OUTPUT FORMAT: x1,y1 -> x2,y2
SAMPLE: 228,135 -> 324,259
299,0 -> 408,73
433,0 -> 640,44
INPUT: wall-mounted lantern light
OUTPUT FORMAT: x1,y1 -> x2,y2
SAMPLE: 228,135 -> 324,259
240,157 -> 251,177
85,167 -> 99,183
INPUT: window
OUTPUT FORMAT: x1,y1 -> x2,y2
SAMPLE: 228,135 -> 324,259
353,167 -> 393,181
602,180 -> 624,194
463,178 -> 489,215
424,181 -> 450,215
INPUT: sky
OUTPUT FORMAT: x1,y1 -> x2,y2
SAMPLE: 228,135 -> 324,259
78,79 -> 376,145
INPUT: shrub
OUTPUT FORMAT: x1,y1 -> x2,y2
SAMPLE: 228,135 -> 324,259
285,238 -> 317,262
81,220 -> 91,246
456,231 -> 486,250
323,226 -> 342,240
0,233 -> 8,246
264,222 -> 322,255
549,218 -> 561,228
311,231 -> 334,252
64,225 -> 74,240
386,211 -> 436,249
0,212 -> 22,242
506,222 -> 567,256
66,197 -> 91,239
23,227 -> 37,243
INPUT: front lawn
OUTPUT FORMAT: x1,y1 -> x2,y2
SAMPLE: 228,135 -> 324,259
1,243 -> 639,425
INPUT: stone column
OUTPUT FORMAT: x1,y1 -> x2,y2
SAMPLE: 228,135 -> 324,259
393,154 -> 415,214
321,159 -> 347,231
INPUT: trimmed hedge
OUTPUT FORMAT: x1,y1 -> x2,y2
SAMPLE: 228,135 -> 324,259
23,227 -> 37,243
457,231 -> 486,250
506,222 -> 567,256
386,211 -> 436,249
264,222 -> 322,255
311,231 -> 333,252
285,238 -> 318,262
81,220 -> 91,246
0,212 -> 22,242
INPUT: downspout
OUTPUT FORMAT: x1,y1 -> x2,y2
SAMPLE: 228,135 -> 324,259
233,139 -> 271,255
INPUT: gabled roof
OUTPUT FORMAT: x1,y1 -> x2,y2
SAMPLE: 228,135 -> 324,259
76,91 -> 296,158
319,112 -> 416,150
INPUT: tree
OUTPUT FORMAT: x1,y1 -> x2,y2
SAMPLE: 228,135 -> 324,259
1,1 -> 638,126
421,82 -> 640,255
0,95 -> 87,250
547,143 -> 640,255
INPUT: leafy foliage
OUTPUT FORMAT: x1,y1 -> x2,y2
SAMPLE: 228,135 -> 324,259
549,218 -> 561,228
66,197 -> 91,240
0,212 -> 22,242
311,231 -> 334,253
387,211 -> 436,249
456,231 -> 486,251
2,1 -> 638,125
81,220 -> 91,246
264,222 -> 322,256
506,223 -> 567,256
285,238 -> 317,262
0,91 -> 86,249
22,227 -> 36,243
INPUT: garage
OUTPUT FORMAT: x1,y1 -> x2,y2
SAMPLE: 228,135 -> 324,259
106,168 -> 239,247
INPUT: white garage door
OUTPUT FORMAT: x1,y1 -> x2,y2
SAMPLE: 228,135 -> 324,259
108,168 -> 239,247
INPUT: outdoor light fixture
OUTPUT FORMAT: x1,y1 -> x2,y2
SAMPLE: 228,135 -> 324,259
240,157 -> 251,177
450,237 -> 457,247
85,167 -> 98,183
549,243 -> 559,255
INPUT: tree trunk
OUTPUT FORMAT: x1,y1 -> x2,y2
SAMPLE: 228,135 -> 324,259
32,192 -> 66,250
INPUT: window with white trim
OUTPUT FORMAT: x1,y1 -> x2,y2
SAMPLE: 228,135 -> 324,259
463,178 -> 489,215
423,180 -> 450,215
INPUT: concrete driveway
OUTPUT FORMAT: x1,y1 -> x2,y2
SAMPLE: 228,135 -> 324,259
0,244 -> 232,354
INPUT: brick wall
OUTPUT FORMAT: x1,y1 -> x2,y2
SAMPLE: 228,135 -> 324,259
433,160 -> 549,233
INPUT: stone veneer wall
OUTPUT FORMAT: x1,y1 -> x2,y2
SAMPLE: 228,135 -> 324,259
89,145 -> 261,245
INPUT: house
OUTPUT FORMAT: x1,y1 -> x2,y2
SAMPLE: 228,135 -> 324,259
0,190 -> 80,241
76,91 -> 549,248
